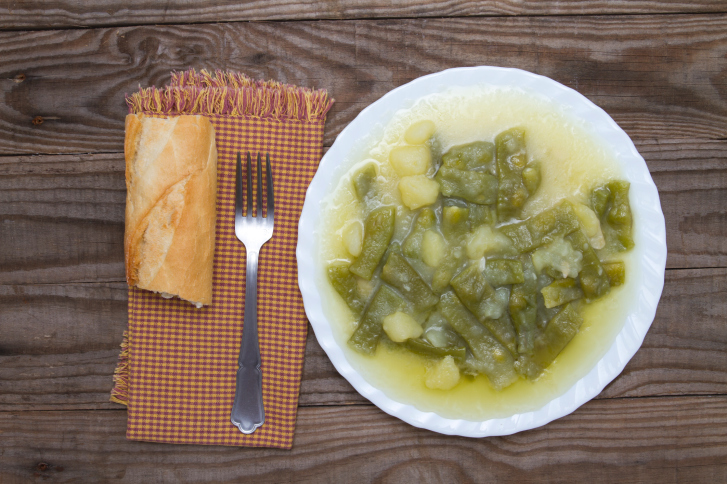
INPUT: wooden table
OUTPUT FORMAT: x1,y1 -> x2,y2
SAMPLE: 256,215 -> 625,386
1,1 -> 726,482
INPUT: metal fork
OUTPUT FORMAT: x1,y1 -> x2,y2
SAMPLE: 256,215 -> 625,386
230,151 -> 274,434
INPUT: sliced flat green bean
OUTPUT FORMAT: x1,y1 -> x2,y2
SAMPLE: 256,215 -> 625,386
441,204 -> 470,240
540,278 -> 584,308
484,259 -> 524,286
522,162 -> 541,195
499,200 -> 581,253
348,284 -> 406,355
350,206 -> 396,280
438,291 -> 518,390
468,202 -> 494,227
381,249 -> 439,311
327,263 -> 367,316
431,247 -> 466,292
590,181 -> 634,252
496,127 -> 530,221
435,166 -> 498,205
402,208 -> 436,259
603,261 -> 626,286
527,303 -> 584,374
483,311 -> 518,357
353,163 -> 377,200
566,229 -> 610,300
510,255 -> 540,355
442,141 -> 495,170
591,185 -> 611,218
405,338 -> 467,363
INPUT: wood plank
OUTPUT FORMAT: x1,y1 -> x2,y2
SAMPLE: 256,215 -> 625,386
2,15 -> 727,155
1,0 -> 726,30
1,397 -> 726,483
1,268 -> 725,410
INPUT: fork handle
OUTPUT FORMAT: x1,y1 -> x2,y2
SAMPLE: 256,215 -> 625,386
231,249 -> 265,434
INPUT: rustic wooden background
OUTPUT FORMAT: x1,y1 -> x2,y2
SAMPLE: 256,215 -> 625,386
1,1 -> 726,482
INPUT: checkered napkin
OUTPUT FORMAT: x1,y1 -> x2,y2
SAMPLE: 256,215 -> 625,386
111,69 -> 333,448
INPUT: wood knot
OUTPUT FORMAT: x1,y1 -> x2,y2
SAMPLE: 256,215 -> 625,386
36,462 -> 49,471
32,116 -> 44,126
15,73 -> 26,83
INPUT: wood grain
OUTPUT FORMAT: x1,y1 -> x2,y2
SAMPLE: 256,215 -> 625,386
1,268 -> 725,410
2,15 -> 727,155
1,398 -> 726,483
1,0 -> 726,30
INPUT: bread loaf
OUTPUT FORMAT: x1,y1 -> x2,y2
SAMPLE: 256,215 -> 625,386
124,114 -> 217,307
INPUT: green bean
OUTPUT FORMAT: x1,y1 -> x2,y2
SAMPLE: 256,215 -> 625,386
349,206 -> 396,280
352,163 -> 377,200
483,311 -> 518,357
540,278 -> 584,308
606,181 -> 634,251
450,264 -> 494,310
405,338 -> 467,363
402,208 -> 436,259
590,181 -> 634,252
527,302 -> 584,374
566,230 -> 610,300
522,162 -> 541,196
435,166 -> 498,205
431,247 -> 466,293
327,263 -> 367,316
496,127 -> 531,221
484,259 -> 525,286
603,261 -> 626,286
441,204 -> 470,240
442,141 -> 495,170
348,284 -> 406,355
468,203 -> 495,227
381,249 -> 439,311
438,291 -> 518,390
510,255 -> 540,355
499,200 -> 581,253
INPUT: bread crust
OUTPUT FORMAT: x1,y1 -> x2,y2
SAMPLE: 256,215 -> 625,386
124,114 -> 217,306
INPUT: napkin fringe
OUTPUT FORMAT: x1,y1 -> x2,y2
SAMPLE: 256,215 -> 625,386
127,69 -> 333,122
110,330 -> 129,406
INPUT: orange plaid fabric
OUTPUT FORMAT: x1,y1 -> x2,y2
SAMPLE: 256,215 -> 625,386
117,71 -> 331,448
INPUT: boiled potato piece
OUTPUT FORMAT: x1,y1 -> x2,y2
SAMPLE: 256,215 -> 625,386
404,120 -> 436,145
425,355 -> 461,390
572,202 -> 605,249
383,311 -> 423,342
422,230 -> 446,267
466,225 -> 511,259
390,145 -> 431,177
532,237 -> 583,278
342,221 -> 363,257
399,175 -> 440,209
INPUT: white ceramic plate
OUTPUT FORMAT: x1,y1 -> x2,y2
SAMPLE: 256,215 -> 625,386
296,66 -> 667,437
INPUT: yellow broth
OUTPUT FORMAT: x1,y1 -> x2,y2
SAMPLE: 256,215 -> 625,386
317,86 -> 638,420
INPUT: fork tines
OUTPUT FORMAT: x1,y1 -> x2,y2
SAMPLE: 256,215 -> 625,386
235,152 -> 274,220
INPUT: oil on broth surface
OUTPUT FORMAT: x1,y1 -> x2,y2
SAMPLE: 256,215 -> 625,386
317,86 -> 638,420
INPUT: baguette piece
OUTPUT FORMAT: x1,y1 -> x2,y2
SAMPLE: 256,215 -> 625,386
124,114 -> 217,307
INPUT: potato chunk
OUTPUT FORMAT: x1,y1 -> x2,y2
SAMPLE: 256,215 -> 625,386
532,237 -> 583,278
404,120 -> 436,145
342,221 -> 363,257
398,175 -> 440,210
425,355 -> 461,390
383,311 -> 423,342
572,202 -> 605,250
389,145 -> 432,177
466,225 -> 511,259
422,230 -> 446,267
